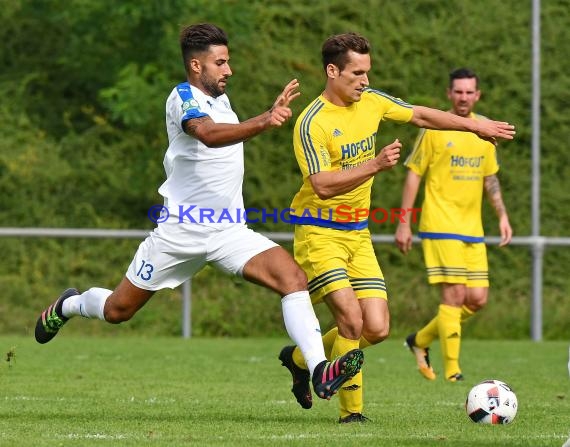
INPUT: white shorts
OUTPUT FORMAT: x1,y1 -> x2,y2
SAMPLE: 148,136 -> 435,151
125,222 -> 278,291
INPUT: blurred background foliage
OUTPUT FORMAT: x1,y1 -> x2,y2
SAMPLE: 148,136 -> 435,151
0,0 -> 568,339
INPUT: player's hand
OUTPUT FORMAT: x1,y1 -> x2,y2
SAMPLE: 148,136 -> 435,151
273,79 -> 300,108
267,79 -> 300,127
375,139 -> 402,171
475,120 -> 516,140
395,223 -> 413,254
498,214 -> 513,247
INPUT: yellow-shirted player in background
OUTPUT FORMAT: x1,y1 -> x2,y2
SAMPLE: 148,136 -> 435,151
395,68 -> 513,382
278,34 -> 516,423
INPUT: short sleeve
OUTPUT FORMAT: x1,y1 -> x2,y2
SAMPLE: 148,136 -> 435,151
175,83 -> 208,127
294,113 -> 331,177
405,128 -> 431,176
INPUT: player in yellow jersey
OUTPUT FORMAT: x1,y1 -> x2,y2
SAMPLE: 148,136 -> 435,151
395,68 -> 513,382
278,34 -> 516,423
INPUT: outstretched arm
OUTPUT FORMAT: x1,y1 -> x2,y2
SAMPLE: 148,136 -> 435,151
409,106 -> 516,141
484,174 -> 512,246
395,170 -> 422,254
184,79 -> 300,148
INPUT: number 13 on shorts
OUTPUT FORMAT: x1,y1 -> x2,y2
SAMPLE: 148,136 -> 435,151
136,260 -> 154,281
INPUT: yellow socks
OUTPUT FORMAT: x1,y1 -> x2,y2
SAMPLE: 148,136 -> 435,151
415,316 -> 439,348
322,327 -> 338,359
292,327 -> 371,417
339,368 -> 363,418
461,305 -> 475,322
416,304 -> 475,350
291,345 -> 306,370
437,304 -> 462,378
291,327 -> 373,368
331,333 -> 362,417
413,303 -> 475,381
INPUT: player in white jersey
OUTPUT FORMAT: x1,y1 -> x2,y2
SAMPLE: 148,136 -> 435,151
34,23 -> 363,401
159,78 -> 246,228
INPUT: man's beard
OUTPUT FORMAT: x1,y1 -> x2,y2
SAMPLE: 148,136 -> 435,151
200,73 -> 225,98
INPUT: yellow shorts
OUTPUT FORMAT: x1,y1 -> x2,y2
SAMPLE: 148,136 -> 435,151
421,239 -> 489,287
294,225 -> 387,303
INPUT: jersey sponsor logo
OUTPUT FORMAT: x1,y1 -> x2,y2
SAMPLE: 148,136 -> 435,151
332,128 -> 343,137
340,132 -> 377,159
182,98 -> 200,112
450,155 -> 484,168
452,175 -> 481,181
340,159 -> 368,170
320,147 -> 331,167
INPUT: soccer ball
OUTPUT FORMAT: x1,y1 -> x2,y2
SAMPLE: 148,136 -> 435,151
465,379 -> 518,424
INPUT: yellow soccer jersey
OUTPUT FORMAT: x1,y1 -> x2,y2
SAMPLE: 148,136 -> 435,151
405,113 -> 499,241
290,88 -> 413,230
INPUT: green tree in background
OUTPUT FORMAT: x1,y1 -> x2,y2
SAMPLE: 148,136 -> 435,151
0,0 -> 568,339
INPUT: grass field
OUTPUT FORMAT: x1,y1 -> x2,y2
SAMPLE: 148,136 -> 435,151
0,336 -> 568,446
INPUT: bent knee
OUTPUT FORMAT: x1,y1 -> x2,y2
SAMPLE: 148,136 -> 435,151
104,305 -> 136,324
466,296 -> 488,312
363,326 -> 390,345
278,267 -> 308,294
290,267 -> 308,290
466,301 -> 486,312
337,318 -> 364,340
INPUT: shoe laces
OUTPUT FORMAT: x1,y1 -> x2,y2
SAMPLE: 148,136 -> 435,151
44,305 -> 65,330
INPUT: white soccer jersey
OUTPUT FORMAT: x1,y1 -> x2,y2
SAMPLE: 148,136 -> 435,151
158,82 -> 245,228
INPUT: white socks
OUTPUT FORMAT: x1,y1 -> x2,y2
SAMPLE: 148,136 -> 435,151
61,287 -> 111,321
61,287 -> 326,374
281,291 -> 326,375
